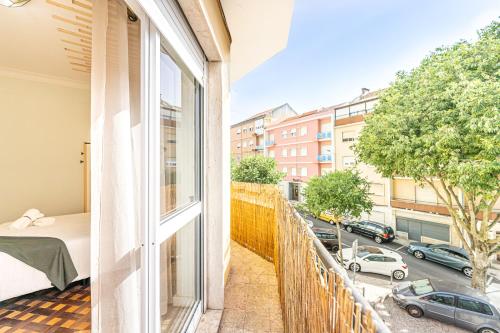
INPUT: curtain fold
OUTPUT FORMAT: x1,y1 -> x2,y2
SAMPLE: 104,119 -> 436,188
91,0 -> 141,331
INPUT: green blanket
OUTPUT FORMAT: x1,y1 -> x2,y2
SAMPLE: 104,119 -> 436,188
0,236 -> 78,291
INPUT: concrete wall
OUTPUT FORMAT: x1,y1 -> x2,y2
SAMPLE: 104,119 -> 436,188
0,73 -> 89,222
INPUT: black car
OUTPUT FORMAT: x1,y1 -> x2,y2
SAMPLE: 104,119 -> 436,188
344,221 -> 395,244
312,227 -> 340,252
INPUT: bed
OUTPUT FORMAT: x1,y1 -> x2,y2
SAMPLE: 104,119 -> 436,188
0,213 -> 90,301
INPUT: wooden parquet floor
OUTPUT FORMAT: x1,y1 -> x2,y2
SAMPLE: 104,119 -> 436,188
0,283 -> 90,333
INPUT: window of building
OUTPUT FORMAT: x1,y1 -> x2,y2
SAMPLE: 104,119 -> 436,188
301,167 -> 307,177
301,126 -> 307,136
282,130 -> 287,139
301,147 -> 307,156
342,156 -> 355,167
291,168 -> 296,176
283,167 -> 288,173
290,148 -> 296,157
236,143 -> 241,149
282,148 -> 287,157
342,131 -> 356,142
370,183 -> 385,197
321,168 -> 332,175
248,141 -> 253,147
269,133 -> 275,141
243,128 -> 247,133
243,141 -> 247,148
269,150 -> 275,158
290,128 -> 297,137
236,128 -> 241,135
249,127 -> 253,132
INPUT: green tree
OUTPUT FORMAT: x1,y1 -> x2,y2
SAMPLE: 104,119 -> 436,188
304,170 -> 373,261
231,155 -> 285,184
355,21 -> 499,291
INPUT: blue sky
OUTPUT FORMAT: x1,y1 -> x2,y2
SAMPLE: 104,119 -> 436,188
230,0 -> 499,124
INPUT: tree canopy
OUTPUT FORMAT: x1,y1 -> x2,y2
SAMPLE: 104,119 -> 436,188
304,170 -> 373,222
355,21 -> 499,291
231,155 -> 285,184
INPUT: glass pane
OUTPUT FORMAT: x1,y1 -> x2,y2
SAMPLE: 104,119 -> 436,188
160,218 -> 200,332
159,36 -> 198,217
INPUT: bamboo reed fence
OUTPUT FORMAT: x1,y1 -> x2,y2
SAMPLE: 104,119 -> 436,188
230,182 -> 387,333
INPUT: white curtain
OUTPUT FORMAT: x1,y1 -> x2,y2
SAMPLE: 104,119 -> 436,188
91,0 -> 141,331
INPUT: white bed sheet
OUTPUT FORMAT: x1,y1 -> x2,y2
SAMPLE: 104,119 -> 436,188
0,213 -> 90,301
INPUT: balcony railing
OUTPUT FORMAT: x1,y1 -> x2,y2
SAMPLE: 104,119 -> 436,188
317,154 -> 332,162
316,131 -> 332,139
255,144 -> 264,150
231,182 -> 390,333
265,140 -> 275,146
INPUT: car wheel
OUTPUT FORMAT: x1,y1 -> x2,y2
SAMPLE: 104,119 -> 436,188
413,250 -> 425,259
331,245 -> 339,252
392,270 -> 405,280
346,226 -> 353,233
406,305 -> 423,318
463,267 -> 473,278
349,263 -> 361,272
478,328 -> 498,333
374,236 -> 383,244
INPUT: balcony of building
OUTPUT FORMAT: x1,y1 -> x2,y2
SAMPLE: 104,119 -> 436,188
254,144 -> 265,151
266,140 -> 276,146
225,182 -> 390,333
317,154 -> 332,163
316,132 -> 332,140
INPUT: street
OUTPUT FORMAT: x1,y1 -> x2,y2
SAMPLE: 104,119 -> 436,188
302,213 -> 500,289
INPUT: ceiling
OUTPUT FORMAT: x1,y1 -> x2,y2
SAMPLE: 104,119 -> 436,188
0,0 -> 91,83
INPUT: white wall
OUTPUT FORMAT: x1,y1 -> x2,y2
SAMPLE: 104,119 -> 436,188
0,74 -> 89,222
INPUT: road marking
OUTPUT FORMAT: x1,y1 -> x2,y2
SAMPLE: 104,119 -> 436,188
395,245 -> 407,251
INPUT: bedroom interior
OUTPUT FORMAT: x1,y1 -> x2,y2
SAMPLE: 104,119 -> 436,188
0,0 -> 93,331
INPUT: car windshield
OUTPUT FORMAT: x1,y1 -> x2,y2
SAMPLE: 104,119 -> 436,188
410,279 -> 434,295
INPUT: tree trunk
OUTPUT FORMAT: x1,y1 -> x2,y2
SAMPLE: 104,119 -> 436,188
471,250 -> 490,293
335,218 -> 344,263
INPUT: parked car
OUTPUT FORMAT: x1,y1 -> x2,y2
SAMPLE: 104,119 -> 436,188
312,227 -> 340,252
344,220 -> 395,243
392,279 -> 500,333
319,211 -> 336,224
407,243 -> 473,277
336,245 -> 408,280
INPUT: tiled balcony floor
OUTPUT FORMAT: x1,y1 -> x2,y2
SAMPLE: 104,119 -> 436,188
219,242 -> 283,333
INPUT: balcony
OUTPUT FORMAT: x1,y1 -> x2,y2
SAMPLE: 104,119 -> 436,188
265,140 -> 275,146
254,144 -> 264,151
227,182 -> 389,333
317,154 -> 332,162
316,131 -> 332,140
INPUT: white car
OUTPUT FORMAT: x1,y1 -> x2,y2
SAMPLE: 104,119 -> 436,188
336,246 -> 408,280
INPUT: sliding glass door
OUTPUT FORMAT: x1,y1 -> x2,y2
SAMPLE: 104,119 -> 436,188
149,23 -> 204,333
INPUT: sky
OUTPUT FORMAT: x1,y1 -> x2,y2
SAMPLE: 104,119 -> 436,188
230,0 -> 499,124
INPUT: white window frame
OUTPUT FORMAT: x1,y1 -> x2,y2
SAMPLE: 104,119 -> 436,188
290,128 -> 297,137
301,147 -> 307,156
282,148 -> 287,157
290,148 -> 296,157
300,126 -> 307,136
283,167 -> 288,173
146,3 -> 206,331
291,167 -> 297,176
301,167 -> 308,177
269,150 -> 275,158
282,130 -> 287,139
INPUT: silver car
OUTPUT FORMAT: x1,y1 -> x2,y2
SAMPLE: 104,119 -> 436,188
392,279 -> 500,333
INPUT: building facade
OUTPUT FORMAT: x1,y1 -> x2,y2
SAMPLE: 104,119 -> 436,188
265,107 -> 335,201
230,103 -> 296,161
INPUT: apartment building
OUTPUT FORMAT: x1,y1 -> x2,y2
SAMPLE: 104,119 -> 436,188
333,89 -> 393,229
265,107 -> 336,201
230,103 -> 296,161
334,89 -> 500,248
